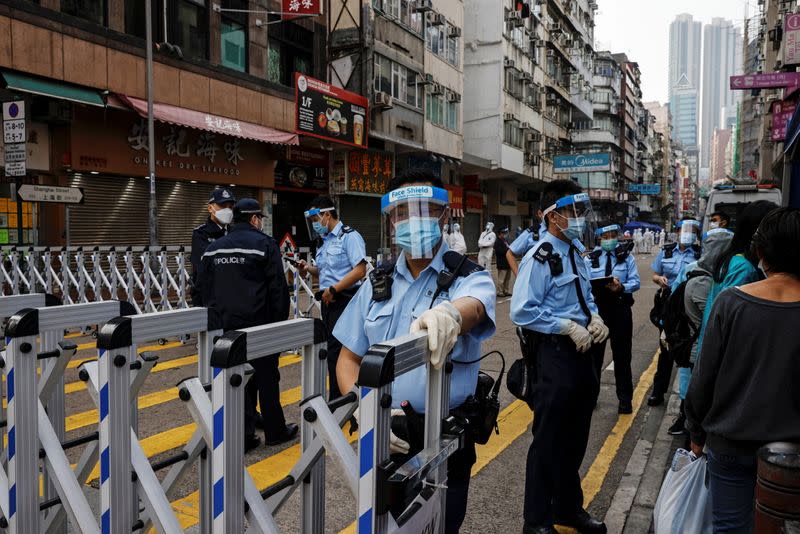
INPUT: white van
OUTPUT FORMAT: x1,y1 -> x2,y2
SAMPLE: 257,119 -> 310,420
703,184 -> 783,231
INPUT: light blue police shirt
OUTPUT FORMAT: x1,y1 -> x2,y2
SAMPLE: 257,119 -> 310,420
333,241 -> 497,411
585,248 -> 641,293
508,222 -> 547,257
316,221 -> 367,289
510,232 -> 598,334
651,245 -> 698,286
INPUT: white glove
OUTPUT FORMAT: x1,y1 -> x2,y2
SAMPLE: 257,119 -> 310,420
560,320 -> 593,353
410,301 -> 462,369
353,409 -> 411,455
587,314 -> 609,344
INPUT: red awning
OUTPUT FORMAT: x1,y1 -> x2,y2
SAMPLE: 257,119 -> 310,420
117,94 -> 299,146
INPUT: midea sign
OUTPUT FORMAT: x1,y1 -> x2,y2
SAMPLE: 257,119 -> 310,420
553,153 -> 611,173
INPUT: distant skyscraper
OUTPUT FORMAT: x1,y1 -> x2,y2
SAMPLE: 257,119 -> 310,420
701,18 -> 742,168
669,14 -> 702,150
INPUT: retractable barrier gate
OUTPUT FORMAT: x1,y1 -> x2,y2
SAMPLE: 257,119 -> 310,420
3,300 -> 136,534
197,325 -> 461,534
78,307 -> 222,534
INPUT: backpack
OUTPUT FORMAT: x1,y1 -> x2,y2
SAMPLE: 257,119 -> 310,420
661,271 -> 708,367
650,286 -> 671,328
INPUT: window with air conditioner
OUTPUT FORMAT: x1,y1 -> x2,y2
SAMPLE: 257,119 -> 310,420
221,0 -> 247,72
374,54 -> 421,109
504,118 -> 523,148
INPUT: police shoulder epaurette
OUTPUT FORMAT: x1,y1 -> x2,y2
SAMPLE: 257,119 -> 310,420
614,241 -> 634,263
532,241 -> 563,276
587,248 -> 603,268
662,242 -> 678,258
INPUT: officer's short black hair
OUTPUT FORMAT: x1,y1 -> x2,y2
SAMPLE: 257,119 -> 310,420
540,180 -> 583,229
752,207 -> 800,277
388,168 -> 444,191
710,211 -> 731,225
307,195 -> 338,219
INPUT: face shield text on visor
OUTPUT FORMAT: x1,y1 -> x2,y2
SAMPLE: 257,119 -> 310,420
542,192 -> 597,251
381,185 -> 450,260
678,220 -> 701,246
303,207 -> 335,240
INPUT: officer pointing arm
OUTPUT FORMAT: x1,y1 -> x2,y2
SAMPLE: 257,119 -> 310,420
333,169 -> 496,534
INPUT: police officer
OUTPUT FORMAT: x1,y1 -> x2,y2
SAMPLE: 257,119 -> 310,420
298,196 -> 367,401
510,180 -> 609,534
334,169 -> 496,533
190,187 -> 236,306
585,224 -> 640,414
506,211 -> 546,275
200,198 -> 298,450
648,217 -> 701,407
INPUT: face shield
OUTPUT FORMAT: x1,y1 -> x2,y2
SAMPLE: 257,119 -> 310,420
303,207 -> 335,240
678,220 -> 701,246
380,185 -> 450,260
543,192 -> 597,250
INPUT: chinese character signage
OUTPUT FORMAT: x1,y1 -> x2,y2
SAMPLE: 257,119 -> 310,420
283,0 -> 321,20
772,101 -> 797,141
275,146 -> 329,191
346,149 -> 393,196
627,183 -> 661,195
785,14 -> 800,66
295,74 -> 368,148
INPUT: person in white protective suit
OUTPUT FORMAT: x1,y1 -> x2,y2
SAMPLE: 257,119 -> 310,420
477,222 -> 497,272
449,222 -> 468,254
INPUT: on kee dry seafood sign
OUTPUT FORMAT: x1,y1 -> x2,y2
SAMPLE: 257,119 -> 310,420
294,73 -> 368,148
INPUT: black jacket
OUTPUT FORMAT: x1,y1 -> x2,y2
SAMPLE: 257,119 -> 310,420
199,223 -> 289,331
494,237 -> 510,270
190,218 -> 226,306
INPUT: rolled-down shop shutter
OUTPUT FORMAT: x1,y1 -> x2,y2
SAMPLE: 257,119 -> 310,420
68,175 -> 256,246
339,196 -> 381,259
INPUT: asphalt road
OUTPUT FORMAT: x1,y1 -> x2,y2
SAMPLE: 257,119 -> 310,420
53,254 -> 678,533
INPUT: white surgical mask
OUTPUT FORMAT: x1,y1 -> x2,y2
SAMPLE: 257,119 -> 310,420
215,208 -> 233,225
708,221 -> 720,230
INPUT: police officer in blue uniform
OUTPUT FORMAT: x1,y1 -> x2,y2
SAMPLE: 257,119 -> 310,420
511,180 -> 609,534
190,187 -> 236,306
200,198 -> 298,450
506,211 -> 546,276
298,196 -> 367,401
648,217 -> 701,407
585,224 -> 641,414
334,169 -> 496,533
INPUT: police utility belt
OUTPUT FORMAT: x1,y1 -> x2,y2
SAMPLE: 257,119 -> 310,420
368,250 -> 502,446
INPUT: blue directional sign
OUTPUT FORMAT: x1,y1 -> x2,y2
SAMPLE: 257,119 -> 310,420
628,183 -> 662,195
553,153 -> 611,173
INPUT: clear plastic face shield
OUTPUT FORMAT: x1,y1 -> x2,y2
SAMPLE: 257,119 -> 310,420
678,220 -> 701,246
303,206 -> 335,240
596,224 -> 621,252
380,185 -> 450,261
543,192 -> 597,251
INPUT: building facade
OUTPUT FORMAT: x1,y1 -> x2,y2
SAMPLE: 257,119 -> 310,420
668,14 -> 702,152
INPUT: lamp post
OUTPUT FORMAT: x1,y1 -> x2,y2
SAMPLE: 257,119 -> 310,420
145,0 -> 158,247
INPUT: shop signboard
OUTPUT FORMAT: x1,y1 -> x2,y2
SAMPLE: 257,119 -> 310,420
282,0 -> 321,20
553,153 -> 611,173
345,149 -> 393,196
275,146 -> 329,191
627,183 -> 661,195
295,74 -> 368,148
785,13 -> 800,66
772,101 -> 797,141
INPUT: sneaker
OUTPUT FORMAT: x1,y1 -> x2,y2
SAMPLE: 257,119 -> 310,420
668,413 -> 687,435
647,393 -> 664,407
265,423 -> 299,446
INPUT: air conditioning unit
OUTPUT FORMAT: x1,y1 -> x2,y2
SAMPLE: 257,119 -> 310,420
431,83 -> 444,95
413,0 -> 433,12
423,73 -> 435,84
521,72 -> 533,82
527,131 -> 542,142
504,112 -> 516,121
448,92 -> 461,103
504,58 -> 516,68
373,91 -> 394,110
449,26 -> 462,38
428,12 -> 446,25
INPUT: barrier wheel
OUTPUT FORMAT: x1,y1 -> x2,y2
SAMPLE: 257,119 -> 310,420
158,338 -> 167,346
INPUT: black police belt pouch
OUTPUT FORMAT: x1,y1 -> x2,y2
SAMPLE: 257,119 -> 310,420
507,327 -> 538,409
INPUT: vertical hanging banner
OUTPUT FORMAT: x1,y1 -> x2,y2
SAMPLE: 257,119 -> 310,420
282,0 -> 321,20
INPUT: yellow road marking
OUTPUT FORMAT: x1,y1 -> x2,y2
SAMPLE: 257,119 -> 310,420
472,399 -> 532,475
64,354 -> 302,431
66,341 -> 184,369
581,350 -> 659,506
85,385 -> 305,481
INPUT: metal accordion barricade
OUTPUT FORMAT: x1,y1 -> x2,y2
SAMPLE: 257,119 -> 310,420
3,299 -> 136,534
78,307 -> 221,534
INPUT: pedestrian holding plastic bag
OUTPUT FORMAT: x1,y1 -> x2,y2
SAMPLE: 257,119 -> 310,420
653,448 -> 713,534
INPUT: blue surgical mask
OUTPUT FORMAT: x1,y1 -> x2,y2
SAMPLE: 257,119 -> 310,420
679,233 -> 695,246
313,221 -> 328,237
561,216 -> 586,242
601,238 -> 618,252
395,217 -> 442,257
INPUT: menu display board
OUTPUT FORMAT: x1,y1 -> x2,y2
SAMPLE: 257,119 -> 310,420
295,73 -> 368,148
274,146 -> 329,191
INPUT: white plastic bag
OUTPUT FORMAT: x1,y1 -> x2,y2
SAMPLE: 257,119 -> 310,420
653,449 -> 713,534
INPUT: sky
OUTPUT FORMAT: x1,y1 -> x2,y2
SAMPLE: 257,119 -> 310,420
594,0 -> 757,104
